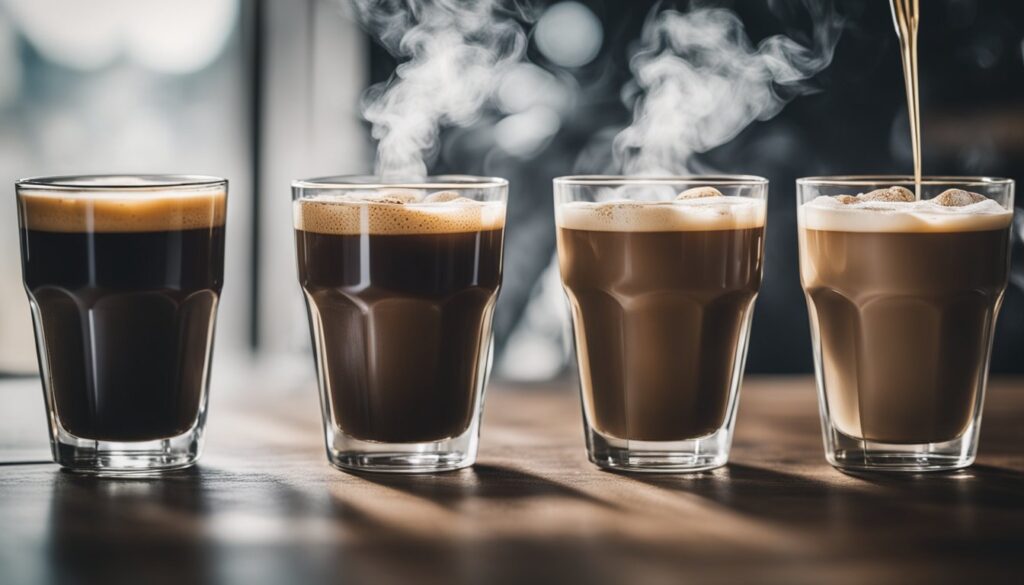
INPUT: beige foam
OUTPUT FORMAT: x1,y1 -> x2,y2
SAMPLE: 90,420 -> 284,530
676,186 -> 723,200
799,194 -> 1012,233
933,188 -> 987,207
556,197 -> 766,232
293,196 -> 506,235
18,188 -> 226,233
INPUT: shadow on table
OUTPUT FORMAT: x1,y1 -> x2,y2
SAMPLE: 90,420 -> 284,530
325,465 -> 669,585
617,461 -> 1024,534
43,467 -> 214,584
838,463 -> 1024,509
346,463 -> 618,511
41,465 -> 392,584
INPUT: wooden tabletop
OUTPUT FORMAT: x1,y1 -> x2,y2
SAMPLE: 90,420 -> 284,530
1,375 -> 1022,585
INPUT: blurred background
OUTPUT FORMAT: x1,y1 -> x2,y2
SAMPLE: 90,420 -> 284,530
0,0 -> 1022,389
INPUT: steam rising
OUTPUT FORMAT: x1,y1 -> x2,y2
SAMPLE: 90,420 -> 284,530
351,0 -> 528,178
614,1 -> 843,175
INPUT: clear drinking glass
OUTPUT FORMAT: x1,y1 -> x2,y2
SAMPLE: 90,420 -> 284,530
554,176 -> 768,472
797,176 -> 1014,472
293,176 -> 507,473
16,175 -> 228,474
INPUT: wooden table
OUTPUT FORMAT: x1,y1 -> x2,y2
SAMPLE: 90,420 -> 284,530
1,376 -> 1022,585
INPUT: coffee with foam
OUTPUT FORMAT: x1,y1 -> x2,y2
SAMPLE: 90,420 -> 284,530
555,187 -> 766,442
294,189 -> 505,444
18,179 -> 227,445
293,193 -> 505,235
19,187 -> 226,233
557,197 -> 766,232
798,185 -> 1012,445
799,191 -> 1011,233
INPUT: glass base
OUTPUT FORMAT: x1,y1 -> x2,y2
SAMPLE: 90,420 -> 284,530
52,427 -> 202,476
586,427 -> 731,473
329,450 -> 473,474
823,427 -> 977,473
324,420 -> 480,474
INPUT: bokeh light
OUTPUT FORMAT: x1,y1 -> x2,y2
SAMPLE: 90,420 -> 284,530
534,1 -> 602,68
4,0 -> 237,73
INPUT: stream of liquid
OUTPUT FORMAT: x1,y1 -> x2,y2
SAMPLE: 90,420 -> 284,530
890,0 -> 921,198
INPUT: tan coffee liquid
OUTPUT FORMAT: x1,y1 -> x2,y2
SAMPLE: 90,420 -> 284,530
557,198 -> 766,441
799,198 -> 1013,444
890,0 -> 921,197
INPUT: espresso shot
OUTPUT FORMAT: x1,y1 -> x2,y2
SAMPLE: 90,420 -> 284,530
798,179 -> 1014,471
16,175 -> 227,473
555,177 -> 767,472
293,177 -> 507,473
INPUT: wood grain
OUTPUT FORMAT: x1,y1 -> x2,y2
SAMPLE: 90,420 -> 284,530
1,376 -> 1022,585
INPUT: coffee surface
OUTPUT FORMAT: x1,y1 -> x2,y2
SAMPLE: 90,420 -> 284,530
293,195 -> 504,235
295,198 -> 504,443
800,194 -> 1012,443
19,189 -> 226,442
558,198 -> 765,442
18,187 -> 226,233
799,194 -> 1010,232
556,196 -> 765,232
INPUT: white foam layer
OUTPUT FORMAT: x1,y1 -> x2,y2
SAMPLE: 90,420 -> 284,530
799,195 -> 1013,233
293,196 -> 505,235
556,196 -> 766,232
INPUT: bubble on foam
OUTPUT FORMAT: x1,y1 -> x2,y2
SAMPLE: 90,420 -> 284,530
557,196 -> 766,232
800,192 -> 1012,233
859,186 -> 914,203
18,188 -> 227,233
676,186 -> 723,200
293,197 -> 504,235
933,188 -> 986,207
340,189 -> 424,204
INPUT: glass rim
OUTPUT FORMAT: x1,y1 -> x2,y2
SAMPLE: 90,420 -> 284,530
797,175 -> 1014,188
553,174 -> 769,186
16,174 -> 227,191
292,174 -> 508,190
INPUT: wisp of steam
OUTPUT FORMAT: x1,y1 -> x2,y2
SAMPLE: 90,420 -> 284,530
350,0 -> 528,178
614,1 -> 843,176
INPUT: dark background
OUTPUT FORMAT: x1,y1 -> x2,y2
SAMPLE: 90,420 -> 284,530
368,0 -> 1024,374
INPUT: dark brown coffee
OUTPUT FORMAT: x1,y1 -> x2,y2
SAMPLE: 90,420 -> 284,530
294,198 -> 504,443
557,199 -> 764,441
800,198 -> 1011,444
18,190 -> 225,442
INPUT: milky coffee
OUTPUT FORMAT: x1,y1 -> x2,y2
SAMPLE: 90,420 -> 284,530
799,189 -> 1012,444
557,191 -> 765,441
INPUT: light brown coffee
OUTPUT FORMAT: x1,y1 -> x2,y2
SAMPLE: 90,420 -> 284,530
557,197 -> 765,441
799,194 -> 1012,443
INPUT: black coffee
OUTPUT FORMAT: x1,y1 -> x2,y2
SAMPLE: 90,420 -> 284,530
295,199 -> 504,443
19,192 -> 225,442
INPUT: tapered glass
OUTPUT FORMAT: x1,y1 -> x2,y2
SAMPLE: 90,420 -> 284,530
293,176 -> 506,473
554,176 -> 767,472
797,176 -> 1014,471
16,175 -> 227,475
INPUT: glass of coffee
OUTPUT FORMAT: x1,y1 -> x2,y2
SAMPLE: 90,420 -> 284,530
798,176 -> 1014,472
15,175 -> 228,474
293,176 -> 506,473
554,176 -> 768,472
